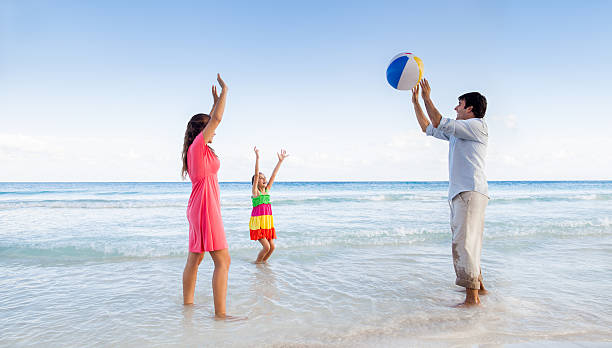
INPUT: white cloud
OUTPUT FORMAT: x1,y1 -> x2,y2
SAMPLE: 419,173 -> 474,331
0,133 -> 181,181
487,134 -> 612,180
504,114 -> 517,129
0,133 -> 66,159
1,126 -> 611,181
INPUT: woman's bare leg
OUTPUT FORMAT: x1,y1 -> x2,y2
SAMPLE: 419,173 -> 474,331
255,239 -> 270,264
262,239 -> 275,262
209,248 -> 231,318
183,252 -> 204,305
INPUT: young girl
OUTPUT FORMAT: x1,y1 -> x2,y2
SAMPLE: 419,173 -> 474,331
249,146 -> 288,264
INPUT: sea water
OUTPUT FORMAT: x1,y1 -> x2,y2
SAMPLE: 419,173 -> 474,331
1,181 -> 611,347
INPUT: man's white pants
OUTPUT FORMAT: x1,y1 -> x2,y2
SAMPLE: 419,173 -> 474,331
449,191 -> 488,289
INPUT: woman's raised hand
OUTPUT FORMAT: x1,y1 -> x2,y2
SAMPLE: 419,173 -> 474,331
217,73 -> 227,91
212,85 -> 219,104
254,146 -> 260,158
277,149 -> 289,162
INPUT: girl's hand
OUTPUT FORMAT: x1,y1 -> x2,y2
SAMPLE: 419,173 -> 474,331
277,149 -> 289,162
217,73 -> 227,91
411,85 -> 419,104
212,85 -> 219,104
254,146 -> 260,158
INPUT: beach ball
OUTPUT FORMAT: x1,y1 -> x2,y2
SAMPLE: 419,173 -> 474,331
386,52 -> 423,90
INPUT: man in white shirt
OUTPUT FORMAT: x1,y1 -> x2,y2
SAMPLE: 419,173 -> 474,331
411,79 -> 489,306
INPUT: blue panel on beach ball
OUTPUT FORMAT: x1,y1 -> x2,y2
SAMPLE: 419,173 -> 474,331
386,56 -> 409,89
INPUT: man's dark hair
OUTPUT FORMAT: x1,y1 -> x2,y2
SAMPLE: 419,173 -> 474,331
458,92 -> 487,118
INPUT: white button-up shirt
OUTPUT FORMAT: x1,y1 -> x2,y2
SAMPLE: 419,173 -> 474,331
426,117 -> 489,201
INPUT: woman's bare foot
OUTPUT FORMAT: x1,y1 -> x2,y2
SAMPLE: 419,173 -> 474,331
214,314 -> 248,321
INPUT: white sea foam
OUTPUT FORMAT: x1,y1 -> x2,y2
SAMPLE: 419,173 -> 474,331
0,199 -> 186,209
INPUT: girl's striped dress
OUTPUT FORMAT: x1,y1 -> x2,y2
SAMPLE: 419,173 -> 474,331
249,191 -> 276,240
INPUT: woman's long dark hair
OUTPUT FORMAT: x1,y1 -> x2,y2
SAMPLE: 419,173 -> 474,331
181,113 -> 211,179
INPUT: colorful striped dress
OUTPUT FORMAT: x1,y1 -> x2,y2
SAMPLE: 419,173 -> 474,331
249,190 -> 276,240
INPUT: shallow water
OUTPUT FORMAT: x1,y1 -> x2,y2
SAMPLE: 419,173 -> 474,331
1,181 -> 611,347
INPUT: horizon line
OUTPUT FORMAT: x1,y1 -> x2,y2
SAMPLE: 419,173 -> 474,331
1,180 -> 611,184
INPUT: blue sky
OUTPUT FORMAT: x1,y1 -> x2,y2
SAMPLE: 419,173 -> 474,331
1,0 -> 611,181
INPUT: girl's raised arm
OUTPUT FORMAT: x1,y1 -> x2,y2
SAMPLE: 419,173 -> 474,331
266,149 -> 288,191
202,74 -> 228,144
252,147 -> 260,197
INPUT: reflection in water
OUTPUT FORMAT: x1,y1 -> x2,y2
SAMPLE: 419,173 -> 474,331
181,304 -> 196,344
253,264 -> 278,301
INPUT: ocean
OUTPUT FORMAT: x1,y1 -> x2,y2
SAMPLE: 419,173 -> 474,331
1,181 -> 611,347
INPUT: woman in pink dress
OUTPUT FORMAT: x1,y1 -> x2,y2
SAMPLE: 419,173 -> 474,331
181,74 -> 230,318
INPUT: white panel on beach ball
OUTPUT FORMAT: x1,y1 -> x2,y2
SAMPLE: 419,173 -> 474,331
386,52 -> 424,90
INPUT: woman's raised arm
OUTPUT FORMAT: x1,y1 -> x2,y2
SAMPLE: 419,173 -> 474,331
202,74 -> 228,143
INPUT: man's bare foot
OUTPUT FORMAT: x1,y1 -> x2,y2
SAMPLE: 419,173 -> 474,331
456,281 -> 488,295
453,288 -> 481,307
254,260 -> 265,264
456,288 -> 488,295
454,300 -> 480,308
478,280 -> 488,295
